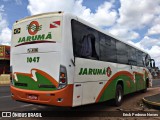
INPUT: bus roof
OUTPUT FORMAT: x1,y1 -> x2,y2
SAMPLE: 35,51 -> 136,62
14,11 -> 64,25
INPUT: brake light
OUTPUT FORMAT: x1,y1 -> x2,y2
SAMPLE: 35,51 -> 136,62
58,65 -> 67,89
61,79 -> 66,83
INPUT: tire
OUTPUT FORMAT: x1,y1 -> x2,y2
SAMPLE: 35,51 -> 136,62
114,84 -> 123,106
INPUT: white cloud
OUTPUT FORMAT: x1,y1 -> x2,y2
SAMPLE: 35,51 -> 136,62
27,0 -> 160,68
1,0 -> 160,68
102,0 -> 160,69
128,38 -> 160,68
0,5 -> 12,45
107,0 -> 160,42
138,36 -> 160,49
146,46 -> 160,68
86,1 -> 117,27
27,0 -> 117,26
148,15 -> 160,35
0,5 -> 4,12
0,27 -> 11,44
147,46 -> 160,58
108,26 -> 139,41
140,37 -> 160,68
154,15 -> 160,25
127,41 -> 145,51
118,0 -> 160,29
0,19 -> 8,31
103,0 -> 160,42
27,0 -> 75,15
116,0 -> 160,68
148,24 -> 160,35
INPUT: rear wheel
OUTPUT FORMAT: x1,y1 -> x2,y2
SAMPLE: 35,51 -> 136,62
114,84 -> 123,106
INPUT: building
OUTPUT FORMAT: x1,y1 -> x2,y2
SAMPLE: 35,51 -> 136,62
152,67 -> 160,79
0,45 -> 10,74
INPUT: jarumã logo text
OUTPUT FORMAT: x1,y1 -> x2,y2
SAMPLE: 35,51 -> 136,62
79,67 -> 112,77
18,32 -> 52,43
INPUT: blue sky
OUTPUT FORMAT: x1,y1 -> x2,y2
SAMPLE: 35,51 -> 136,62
0,0 -> 29,28
0,0 -> 160,67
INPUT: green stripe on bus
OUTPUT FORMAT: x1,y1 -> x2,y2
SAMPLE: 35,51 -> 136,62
98,74 -> 145,102
13,72 -> 57,91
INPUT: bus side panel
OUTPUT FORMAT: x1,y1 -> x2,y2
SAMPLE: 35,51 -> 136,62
73,58 -> 117,105
117,64 -> 136,95
97,64 -> 136,102
135,67 -> 146,91
72,83 -> 83,106
130,66 -> 137,93
81,81 -> 105,105
72,60 -> 150,106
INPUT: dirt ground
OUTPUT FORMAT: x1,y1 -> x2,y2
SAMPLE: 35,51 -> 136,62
102,87 -> 160,120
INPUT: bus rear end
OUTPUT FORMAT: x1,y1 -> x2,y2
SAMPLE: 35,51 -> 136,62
10,12 -> 73,107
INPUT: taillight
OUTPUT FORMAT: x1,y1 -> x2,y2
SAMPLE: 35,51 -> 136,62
58,65 -> 67,89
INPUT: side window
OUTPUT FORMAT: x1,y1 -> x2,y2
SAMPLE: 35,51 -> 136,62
127,46 -> 137,66
80,35 -> 92,58
71,20 -> 99,60
136,50 -> 144,67
142,52 -> 146,66
116,41 -> 128,64
99,33 -> 116,62
71,20 -> 84,57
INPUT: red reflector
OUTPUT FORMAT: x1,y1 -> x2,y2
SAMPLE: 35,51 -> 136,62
61,79 -> 66,83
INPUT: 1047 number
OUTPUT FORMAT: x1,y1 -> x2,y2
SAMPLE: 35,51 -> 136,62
27,57 -> 40,63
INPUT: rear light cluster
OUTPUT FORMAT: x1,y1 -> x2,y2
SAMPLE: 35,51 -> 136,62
58,65 -> 67,89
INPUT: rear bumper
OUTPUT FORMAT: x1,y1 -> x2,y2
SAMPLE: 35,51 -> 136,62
10,85 -> 73,107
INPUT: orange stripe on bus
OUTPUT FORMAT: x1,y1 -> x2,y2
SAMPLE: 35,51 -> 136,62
133,71 -> 144,77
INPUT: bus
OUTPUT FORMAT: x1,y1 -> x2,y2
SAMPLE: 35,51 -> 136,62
10,11 -> 155,107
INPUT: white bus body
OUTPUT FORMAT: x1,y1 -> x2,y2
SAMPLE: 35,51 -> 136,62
11,12 -> 153,107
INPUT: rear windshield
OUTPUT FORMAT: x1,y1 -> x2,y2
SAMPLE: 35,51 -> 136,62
12,16 -> 62,47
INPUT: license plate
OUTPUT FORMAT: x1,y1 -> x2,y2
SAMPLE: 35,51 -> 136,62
27,48 -> 38,53
27,94 -> 38,100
